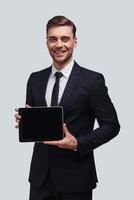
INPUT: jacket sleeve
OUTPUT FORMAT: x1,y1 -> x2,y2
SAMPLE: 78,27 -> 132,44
77,73 -> 120,154
25,73 -> 35,106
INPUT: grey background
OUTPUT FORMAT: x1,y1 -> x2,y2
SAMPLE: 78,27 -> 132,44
0,0 -> 133,199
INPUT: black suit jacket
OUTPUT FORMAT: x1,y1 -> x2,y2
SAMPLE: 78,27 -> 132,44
26,61 -> 120,192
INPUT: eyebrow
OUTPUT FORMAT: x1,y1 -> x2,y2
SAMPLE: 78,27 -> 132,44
47,36 -> 71,38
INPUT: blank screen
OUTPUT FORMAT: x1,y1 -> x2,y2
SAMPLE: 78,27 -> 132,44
19,107 -> 64,142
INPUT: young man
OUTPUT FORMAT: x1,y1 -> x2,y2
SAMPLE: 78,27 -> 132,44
15,16 -> 120,200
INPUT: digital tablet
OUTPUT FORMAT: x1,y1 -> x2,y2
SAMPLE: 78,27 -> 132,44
18,106 -> 64,142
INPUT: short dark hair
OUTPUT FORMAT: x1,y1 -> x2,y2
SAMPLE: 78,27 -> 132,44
46,16 -> 76,37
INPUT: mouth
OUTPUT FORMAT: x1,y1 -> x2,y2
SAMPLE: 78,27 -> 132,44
54,50 -> 66,54
52,50 -> 67,58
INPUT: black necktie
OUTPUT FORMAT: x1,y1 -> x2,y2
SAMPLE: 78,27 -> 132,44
51,72 -> 63,106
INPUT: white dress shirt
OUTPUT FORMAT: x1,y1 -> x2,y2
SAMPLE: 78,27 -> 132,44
45,60 -> 74,106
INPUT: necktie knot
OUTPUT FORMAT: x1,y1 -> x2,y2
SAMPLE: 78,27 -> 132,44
55,72 -> 63,80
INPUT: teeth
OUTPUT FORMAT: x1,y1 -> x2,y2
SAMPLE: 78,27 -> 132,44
55,52 -> 65,54
54,50 -> 66,53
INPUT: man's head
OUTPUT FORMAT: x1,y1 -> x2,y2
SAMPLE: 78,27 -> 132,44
46,16 -> 77,69
46,16 -> 76,38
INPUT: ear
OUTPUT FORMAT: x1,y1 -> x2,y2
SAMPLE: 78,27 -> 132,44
74,37 -> 77,48
46,39 -> 48,47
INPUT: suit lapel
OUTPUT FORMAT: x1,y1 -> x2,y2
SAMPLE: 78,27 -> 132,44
59,62 -> 81,106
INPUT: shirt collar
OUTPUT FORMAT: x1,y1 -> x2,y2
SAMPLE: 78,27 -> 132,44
51,60 -> 74,78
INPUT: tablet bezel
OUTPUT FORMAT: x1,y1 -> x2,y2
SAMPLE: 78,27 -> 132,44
19,106 -> 64,142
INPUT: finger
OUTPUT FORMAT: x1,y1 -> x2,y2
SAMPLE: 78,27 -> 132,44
15,124 -> 19,128
25,104 -> 31,108
43,140 -> 59,144
43,140 -> 61,145
16,119 -> 20,123
15,117 -> 21,123
43,140 -> 65,149
15,108 -> 19,112
15,114 -> 21,119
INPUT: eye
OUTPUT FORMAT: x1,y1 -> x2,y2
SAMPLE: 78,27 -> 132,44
61,37 -> 70,42
48,37 -> 57,43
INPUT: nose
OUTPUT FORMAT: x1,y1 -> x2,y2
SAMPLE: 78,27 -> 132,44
55,39 -> 64,47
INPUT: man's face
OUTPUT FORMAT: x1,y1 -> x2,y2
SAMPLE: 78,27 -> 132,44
46,26 -> 77,68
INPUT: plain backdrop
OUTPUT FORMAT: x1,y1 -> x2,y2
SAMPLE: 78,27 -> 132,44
0,0 -> 133,199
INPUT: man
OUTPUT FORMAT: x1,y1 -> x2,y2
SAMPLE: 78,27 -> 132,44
15,16 -> 120,200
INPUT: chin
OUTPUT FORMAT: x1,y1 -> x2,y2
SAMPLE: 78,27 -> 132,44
52,54 -> 73,66
54,58 -> 66,64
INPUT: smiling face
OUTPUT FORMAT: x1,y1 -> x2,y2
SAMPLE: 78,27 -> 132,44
46,26 -> 77,70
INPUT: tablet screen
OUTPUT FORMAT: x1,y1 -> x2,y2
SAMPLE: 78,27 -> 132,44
19,106 -> 64,142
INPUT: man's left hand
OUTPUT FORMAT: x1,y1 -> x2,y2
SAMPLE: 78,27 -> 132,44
43,124 -> 78,150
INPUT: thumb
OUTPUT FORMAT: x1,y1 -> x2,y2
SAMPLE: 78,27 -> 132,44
63,123 -> 70,136
25,104 -> 31,108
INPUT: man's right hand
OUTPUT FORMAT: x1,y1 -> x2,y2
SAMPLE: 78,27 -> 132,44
15,104 -> 31,128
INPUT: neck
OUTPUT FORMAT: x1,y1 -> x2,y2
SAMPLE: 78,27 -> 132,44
53,57 -> 73,70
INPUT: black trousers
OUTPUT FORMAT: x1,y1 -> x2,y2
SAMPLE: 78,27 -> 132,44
29,170 -> 93,200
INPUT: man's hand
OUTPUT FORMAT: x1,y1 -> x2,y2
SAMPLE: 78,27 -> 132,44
43,124 -> 78,151
15,104 -> 31,128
